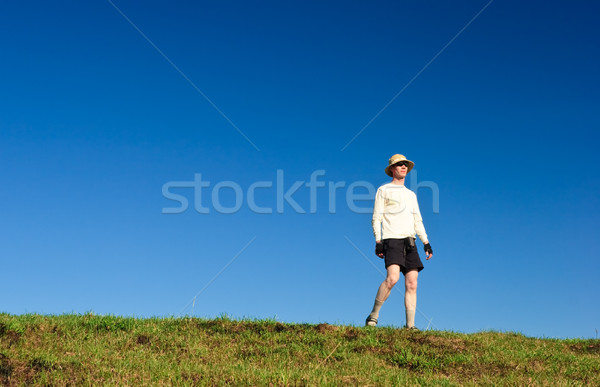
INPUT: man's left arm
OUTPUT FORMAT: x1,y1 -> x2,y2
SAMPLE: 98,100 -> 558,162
413,196 -> 433,260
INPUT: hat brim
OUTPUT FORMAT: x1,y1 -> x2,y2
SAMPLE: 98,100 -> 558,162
385,160 -> 414,176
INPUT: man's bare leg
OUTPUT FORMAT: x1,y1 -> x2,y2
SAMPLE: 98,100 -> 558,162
367,265 -> 400,325
404,269 -> 418,328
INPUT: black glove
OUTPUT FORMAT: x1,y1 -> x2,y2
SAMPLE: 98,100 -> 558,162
375,242 -> 384,257
423,243 -> 433,255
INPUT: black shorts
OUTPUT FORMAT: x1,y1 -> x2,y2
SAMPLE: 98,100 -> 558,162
383,238 -> 424,274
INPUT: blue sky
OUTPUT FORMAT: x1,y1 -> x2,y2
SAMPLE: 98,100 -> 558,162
1,0 -> 598,339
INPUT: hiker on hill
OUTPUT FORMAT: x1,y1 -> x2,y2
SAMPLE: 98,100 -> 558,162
365,154 -> 433,329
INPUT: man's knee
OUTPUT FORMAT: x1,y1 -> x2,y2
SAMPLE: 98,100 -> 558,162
385,274 -> 400,288
405,278 -> 418,292
406,282 -> 417,293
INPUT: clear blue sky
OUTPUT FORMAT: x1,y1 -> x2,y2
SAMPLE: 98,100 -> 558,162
1,0 -> 598,339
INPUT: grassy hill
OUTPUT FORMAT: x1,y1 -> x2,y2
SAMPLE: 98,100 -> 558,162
1,313 -> 599,386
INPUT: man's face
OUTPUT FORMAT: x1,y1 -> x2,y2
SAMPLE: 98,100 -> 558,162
392,162 -> 409,178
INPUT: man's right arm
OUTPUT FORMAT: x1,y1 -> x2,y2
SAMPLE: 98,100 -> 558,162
372,188 -> 384,241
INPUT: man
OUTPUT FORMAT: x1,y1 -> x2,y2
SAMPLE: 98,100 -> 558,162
366,154 -> 433,329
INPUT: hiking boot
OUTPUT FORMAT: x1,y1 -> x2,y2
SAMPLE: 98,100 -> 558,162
365,316 -> 378,327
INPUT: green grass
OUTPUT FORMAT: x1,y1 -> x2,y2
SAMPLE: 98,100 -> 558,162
1,313 -> 599,386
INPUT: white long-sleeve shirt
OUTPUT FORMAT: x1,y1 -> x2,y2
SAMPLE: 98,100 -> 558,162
372,183 -> 428,242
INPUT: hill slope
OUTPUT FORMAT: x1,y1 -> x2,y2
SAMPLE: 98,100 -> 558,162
1,314 -> 599,385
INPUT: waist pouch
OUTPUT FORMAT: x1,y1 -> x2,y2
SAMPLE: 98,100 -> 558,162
404,237 -> 416,254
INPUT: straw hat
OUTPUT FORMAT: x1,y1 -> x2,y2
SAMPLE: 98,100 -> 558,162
385,154 -> 415,176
